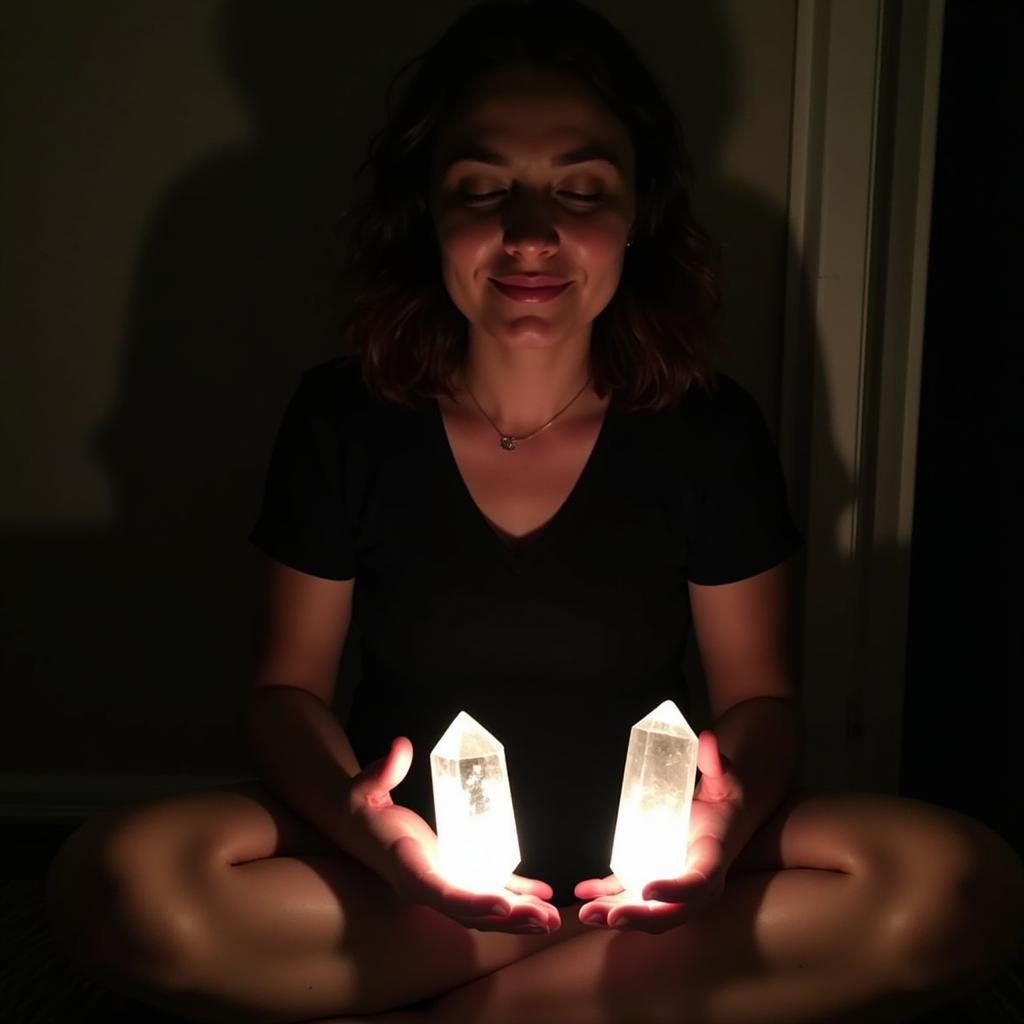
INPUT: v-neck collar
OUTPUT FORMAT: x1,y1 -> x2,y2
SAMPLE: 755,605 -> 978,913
431,396 -> 614,569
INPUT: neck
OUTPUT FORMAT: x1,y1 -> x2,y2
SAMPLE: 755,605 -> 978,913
453,345 -> 597,437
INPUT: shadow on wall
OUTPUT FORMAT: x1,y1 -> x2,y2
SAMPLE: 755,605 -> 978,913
1,0 -> 421,773
0,1 -> 852,789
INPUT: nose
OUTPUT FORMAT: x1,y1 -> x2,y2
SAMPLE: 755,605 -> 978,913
501,188 -> 561,254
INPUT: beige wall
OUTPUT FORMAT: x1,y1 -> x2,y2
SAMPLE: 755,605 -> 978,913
0,1 -> 796,780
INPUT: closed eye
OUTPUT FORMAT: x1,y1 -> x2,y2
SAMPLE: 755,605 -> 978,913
460,191 -> 603,204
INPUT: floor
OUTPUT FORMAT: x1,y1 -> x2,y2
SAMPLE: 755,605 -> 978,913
1,824 -> 181,1022
4,823 -> 1022,1023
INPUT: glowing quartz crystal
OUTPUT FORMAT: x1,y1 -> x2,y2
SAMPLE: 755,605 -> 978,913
430,711 -> 521,893
609,699 -> 698,897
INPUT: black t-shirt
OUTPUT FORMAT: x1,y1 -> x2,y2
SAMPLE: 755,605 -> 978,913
249,352 -> 804,906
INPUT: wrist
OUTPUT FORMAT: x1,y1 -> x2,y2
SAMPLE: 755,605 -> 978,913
712,697 -> 800,861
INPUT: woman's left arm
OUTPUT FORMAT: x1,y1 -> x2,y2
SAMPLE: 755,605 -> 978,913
576,556 -> 804,931
705,692 -> 802,868
689,553 -> 803,862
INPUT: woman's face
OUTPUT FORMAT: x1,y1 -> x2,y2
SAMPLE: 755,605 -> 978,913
428,64 -> 637,353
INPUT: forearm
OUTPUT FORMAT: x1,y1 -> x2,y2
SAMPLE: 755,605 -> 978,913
242,686 -> 383,871
710,695 -> 803,866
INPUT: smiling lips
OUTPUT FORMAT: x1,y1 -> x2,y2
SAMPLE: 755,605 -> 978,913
491,278 -> 572,302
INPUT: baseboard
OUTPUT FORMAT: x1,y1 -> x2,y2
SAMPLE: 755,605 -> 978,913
0,773 -> 259,823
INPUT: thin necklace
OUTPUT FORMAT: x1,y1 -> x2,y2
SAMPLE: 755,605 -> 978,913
461,374 -> 593,451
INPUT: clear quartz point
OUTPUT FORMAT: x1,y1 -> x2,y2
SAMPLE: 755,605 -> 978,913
609,699 -> 699,898
430,711 -> 522,893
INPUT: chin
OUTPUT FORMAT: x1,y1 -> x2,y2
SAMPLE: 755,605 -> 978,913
494,335 -> 566,352
487,318 -> 577,344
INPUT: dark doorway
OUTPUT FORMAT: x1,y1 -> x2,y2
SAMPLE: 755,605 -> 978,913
900,1 -> 1021,855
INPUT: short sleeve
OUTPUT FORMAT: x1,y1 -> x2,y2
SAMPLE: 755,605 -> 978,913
248,367 -> 357,580
684,375 -> 804,585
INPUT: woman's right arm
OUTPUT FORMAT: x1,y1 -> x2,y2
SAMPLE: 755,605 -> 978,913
242,556 -> 559,932
242,557 -> 385,872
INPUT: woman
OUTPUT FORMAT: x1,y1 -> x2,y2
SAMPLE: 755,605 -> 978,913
47,2 -> 1024,1022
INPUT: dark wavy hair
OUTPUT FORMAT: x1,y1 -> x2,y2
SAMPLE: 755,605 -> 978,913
339,0 -> 724,413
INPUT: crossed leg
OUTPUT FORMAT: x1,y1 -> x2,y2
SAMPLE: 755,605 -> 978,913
46,782 -> 1023,1024
393,788 -> 1024,1024
46,779 -> 596,1023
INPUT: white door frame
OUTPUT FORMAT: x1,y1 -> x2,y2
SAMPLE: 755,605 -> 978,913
781,0 -> 945,792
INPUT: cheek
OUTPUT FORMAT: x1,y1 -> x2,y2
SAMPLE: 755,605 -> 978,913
436,224 -> 495,317
569,222 -> 628,297
438,218 -> 493,269
570,214 -> 629,260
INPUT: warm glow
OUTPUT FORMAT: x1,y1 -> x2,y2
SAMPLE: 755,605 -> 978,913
430,711 -> 521,893
609,699 -> 698,896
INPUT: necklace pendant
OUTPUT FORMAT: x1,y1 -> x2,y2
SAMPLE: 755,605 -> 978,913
500,435 -> 517,451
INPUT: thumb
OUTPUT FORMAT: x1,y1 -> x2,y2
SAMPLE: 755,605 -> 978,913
696,730 -> 738,802
354,736 -> 413,807
698,730 -> 723,779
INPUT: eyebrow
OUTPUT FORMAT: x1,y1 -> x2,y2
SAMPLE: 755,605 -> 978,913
441,142 -> 625,174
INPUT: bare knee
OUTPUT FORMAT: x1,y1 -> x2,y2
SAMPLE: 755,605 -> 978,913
45,804 -> 208,992
872,802 -> 1024,993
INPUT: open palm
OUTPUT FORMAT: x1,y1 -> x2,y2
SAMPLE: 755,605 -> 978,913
575,729 -> 742,934
349,737 -> 560,932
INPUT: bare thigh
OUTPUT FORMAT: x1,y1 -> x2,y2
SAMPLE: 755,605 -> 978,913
423,787 -> 1024,1024
48,778 -> 593,1023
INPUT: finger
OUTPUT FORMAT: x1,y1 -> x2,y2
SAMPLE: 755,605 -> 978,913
579,902 -> 611,926
463,893 -> 554,932
589,901 -> 692,933
507,904 -> 558,931
441,888 -> 516,921
697,730 -> 725,786
641,871 -> 707,903
611,906 -> 690,934
574,875 -> 622,900
437,877 -> 561,930
578,895 -> 627,926
387,836 -> 554,929
350,737 -> 413,808
607,902 -> 682,930
472,914 -> 553,934
506,873 -> 554,901
696,731 -> 742,803
531,898 -> 562,931
498,890 -> 560,930
371,737 -> 414,801
498,892 -> 549,914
